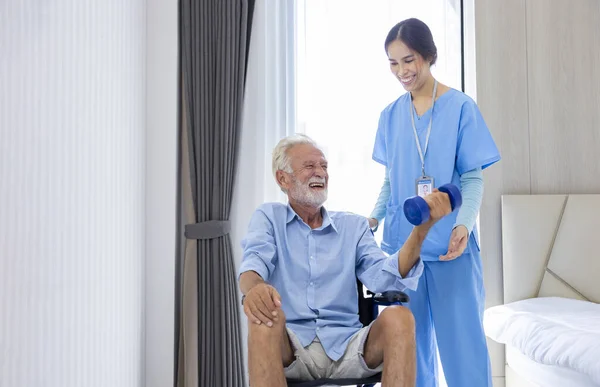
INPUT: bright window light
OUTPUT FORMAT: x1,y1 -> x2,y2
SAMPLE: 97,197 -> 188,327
296,0 -> 462,244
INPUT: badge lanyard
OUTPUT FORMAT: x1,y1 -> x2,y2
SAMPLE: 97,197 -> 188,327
410,80 -> 437,197
410,79 -> 438,177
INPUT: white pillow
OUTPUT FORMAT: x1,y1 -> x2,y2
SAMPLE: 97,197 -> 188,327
484,297 -> 600,384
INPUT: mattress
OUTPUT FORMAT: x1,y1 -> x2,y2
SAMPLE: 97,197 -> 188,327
507,346 -> 599,387
484,297 -> 600,384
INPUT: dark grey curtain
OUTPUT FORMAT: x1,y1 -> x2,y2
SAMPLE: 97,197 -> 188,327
176,0 -> 255,386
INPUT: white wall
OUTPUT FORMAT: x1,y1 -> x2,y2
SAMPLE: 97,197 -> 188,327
145,0 -> 179,386
0,1 -> 146,386
474,1 -> 600,386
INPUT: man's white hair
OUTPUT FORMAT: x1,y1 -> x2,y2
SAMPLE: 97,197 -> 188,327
271,133 -> 320,178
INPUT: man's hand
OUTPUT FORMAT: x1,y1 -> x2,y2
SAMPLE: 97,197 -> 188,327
398,189 -> 454,276
440,225 -> 468,261
243,283 -> 282,328
421,189 -> 453,228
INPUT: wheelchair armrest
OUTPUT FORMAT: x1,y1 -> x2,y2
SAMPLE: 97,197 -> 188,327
368,290 -> 410,304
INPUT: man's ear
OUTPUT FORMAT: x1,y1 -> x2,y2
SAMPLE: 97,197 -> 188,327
275,170 -> 289,191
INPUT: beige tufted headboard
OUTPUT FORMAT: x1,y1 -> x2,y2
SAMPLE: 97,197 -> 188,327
501,194 -> 600,305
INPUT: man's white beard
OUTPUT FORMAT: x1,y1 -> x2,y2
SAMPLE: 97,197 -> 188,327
289,176 -> 327,208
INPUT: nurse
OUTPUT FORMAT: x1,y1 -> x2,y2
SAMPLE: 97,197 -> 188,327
368,18 -> 500,387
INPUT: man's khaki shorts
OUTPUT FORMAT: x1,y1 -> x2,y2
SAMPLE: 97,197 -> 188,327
284,324 -> 383,381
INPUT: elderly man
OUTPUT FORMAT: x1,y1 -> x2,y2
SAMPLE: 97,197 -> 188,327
238,134 -> 453,386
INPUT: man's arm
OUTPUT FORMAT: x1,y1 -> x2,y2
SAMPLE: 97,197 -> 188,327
397,190 -> 453,276
238,207 -> 277,290
397,226 -> 430,277
238,207 -> 282,327
240,270 -> 266,295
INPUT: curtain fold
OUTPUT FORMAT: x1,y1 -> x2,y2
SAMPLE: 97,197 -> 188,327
177,0 -> 254,386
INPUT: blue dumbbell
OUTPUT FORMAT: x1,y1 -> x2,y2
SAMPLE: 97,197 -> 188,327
403,184 -> 462,226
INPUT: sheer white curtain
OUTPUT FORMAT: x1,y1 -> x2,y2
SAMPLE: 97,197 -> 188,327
295,3 -> 462,385
231,0 -> 296,267
232,1 -> 461,385
296,0 -> 462,245
229,1 -> 296,383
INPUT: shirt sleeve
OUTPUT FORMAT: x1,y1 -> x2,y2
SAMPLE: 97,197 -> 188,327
372,111 -> 388,167
369,167 -> 390,227
454,167 -> 483,232
354,223 -> 423,293
238,208 -> 278,282
456,100 -> 501,175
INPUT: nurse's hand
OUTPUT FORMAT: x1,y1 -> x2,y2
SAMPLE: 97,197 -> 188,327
440,225 -> 468,261
368,218 -> 378,229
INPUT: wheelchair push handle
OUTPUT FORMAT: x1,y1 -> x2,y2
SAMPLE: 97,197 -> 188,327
403,183 -> 462,226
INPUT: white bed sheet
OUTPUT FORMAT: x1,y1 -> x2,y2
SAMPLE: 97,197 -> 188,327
484,297 -> 600,384
507,346 -> 599,387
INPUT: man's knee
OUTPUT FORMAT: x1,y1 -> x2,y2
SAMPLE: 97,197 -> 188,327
247,309 -> 294,366
248,309 -> 287,341
376,305 -> 415,335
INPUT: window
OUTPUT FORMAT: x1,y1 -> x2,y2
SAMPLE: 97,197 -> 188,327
295,5 -> 463,384
296,0 -> 463,243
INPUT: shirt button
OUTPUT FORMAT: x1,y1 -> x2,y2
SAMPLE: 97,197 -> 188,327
310,256 -> 314,260
310,282 -> 314,286
316,327 -> 320,331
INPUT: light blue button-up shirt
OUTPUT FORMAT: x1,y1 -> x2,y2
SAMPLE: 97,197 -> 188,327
238,202 -> 424,360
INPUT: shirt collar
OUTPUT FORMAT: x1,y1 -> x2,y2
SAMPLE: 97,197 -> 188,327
286,203 -> 338,233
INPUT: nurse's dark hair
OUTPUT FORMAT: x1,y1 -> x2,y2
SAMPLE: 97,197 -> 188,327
384,18 -> 438,65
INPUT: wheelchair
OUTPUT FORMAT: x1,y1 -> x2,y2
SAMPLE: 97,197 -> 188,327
285,279 -> 409,387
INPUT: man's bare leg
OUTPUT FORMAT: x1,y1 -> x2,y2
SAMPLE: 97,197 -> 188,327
248,311 -> 294,387
362,306 -> 416,386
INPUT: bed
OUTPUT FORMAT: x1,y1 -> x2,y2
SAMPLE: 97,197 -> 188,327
483,194 -> 600,387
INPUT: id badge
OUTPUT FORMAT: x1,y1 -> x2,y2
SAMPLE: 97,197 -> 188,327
415,176 -> 434,198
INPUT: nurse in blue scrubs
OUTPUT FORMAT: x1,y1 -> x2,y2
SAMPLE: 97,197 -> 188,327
367,18 -> 500,387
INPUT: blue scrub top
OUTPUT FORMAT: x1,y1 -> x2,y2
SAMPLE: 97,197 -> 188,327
372,88 -> 500,260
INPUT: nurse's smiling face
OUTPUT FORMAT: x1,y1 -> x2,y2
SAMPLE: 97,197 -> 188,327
387,39 -> 432,93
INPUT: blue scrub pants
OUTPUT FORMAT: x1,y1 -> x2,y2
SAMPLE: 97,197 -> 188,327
406,239 -> 492,387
